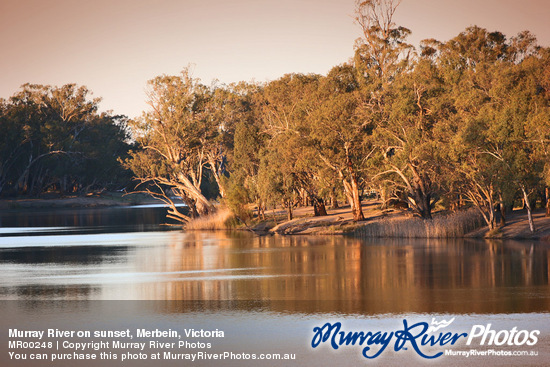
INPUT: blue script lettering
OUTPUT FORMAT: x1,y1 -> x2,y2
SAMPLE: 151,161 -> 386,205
311,319 -> 468,359
394,320 -> 441,359
311,322 -> 392,358
422,330 -> 467,346
361,330 -> 394,359
311,322 -> 342,349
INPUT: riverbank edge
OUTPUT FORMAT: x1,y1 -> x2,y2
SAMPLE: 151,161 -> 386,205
262,211 -> 550,241
0,192 -> 158,210
2,195 -> 550,241
187,201 -> 550,242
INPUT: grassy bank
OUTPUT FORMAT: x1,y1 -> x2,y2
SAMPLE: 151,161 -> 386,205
352,209 -> 485,239
184,202 -> 487,238
178,200 -> 550,241
184,207 -> 238,230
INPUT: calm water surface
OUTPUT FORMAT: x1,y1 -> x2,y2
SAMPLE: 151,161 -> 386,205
1,206 -> 549,366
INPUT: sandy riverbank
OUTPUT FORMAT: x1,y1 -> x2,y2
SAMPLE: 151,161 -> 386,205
262,200 -> 394,235
252,201 -> 550,241
466,210 -> 550,240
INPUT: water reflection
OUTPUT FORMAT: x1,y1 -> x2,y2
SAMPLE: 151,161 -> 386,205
141,234 -> 550,314
1,228 -> 549,315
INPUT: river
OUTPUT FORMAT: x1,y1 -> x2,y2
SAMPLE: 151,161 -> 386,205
0,205 -> 549,366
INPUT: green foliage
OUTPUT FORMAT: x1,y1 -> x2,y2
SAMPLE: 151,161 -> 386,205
0,84 -> 131,196
123,69 -> 259,221
427,27 -> 550,228
222,175 -> 252,223
218,4 -> 550,228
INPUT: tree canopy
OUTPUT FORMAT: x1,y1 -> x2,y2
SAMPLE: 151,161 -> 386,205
0,83 -> 131,196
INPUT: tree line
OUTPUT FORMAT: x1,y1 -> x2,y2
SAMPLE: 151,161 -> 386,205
2,1 -> 549,233
0,84 -> 131,196
123,1 -> 550,232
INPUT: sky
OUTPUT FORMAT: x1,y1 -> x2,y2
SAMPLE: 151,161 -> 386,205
1,0 -> 549,118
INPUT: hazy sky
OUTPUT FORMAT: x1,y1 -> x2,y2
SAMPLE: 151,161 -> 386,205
1,0 -> 549,118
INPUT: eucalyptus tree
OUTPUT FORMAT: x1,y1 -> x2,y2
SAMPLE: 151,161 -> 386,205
538,47 -> 550,216
125,69 -> 225,222
224,82 -> 267,219
374,58 -> 445,218
309,64 -> 369,221
0,98 -> 26,195
203,82 -> 258,198
433,27 -> 512,229
354,0 -> 413,87
434,27 -> 549,230
256,73 -> 330,219
349,0 -> 416,217
485,42 -> 550,231
522,46 -> 550,217
0,84 -> 130,196
257,134 -> 300,221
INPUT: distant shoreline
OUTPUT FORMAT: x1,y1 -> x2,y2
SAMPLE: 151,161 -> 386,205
0,192 -> 158,210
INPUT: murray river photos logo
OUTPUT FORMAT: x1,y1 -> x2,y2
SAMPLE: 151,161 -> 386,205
310,318 -> 540,359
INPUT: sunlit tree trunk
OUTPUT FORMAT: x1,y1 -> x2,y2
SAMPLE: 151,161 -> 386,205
378,185 -> 389,210
283,199 -> 293,221
383,164 -> 435,219
499,194 -> 507,227
345,148 -> 365,221
408,165 -> 435,219
520,185 -> 535,233
466,183 -> 497,230
175,173 -> 214,216
319,152 -> 365,221
343,173 -> 365,221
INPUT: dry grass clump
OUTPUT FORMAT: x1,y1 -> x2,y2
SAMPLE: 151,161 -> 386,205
184,207 -> 236,230
354,208 -> 484,238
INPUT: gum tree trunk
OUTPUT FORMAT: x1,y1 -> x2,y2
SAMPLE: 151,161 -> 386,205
499,194 -> 506,227
521,185 -> 535,233
313,198 -> 328,217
